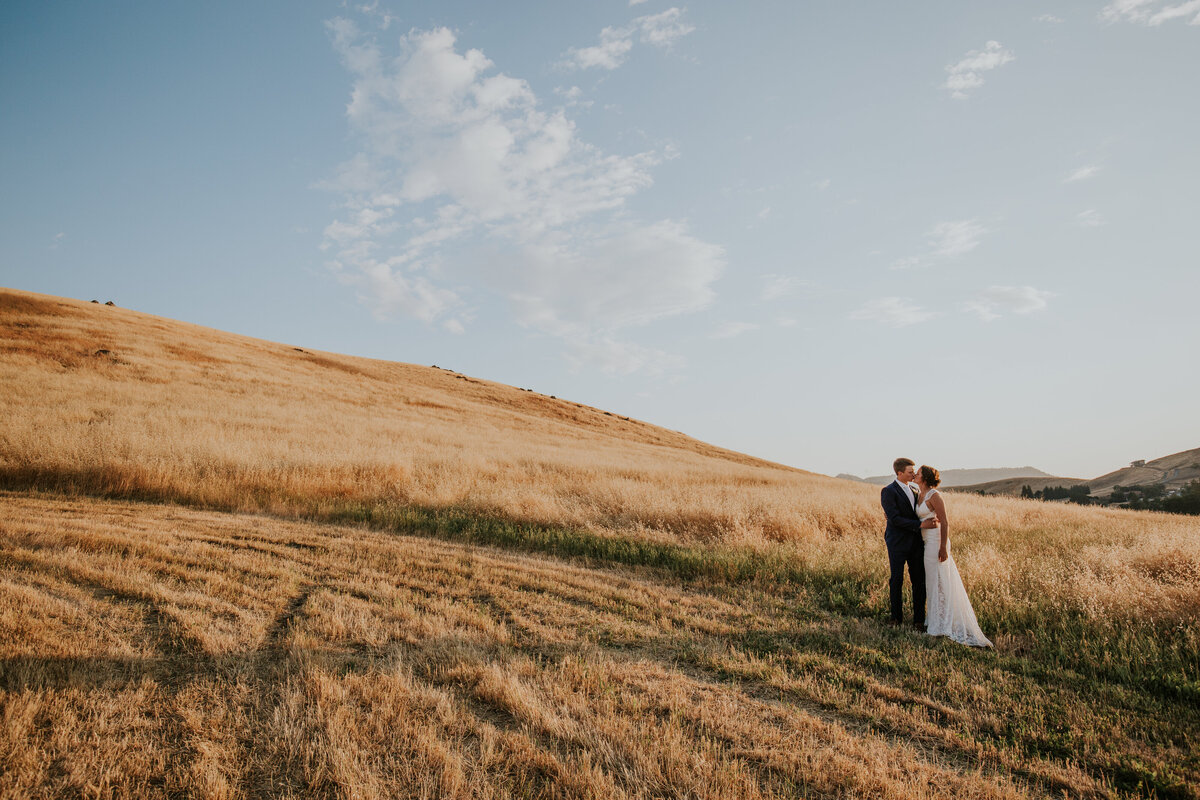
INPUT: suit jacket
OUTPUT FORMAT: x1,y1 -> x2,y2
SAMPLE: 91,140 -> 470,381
881,480 -> 922,547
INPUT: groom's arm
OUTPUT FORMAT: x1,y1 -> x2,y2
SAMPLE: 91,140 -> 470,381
880,486 -> 920,534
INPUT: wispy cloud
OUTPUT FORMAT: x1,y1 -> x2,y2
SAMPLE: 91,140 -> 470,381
49,232 -> 66,250
963,286 -> 1054,320
1076,209 -> 1105,227
943,41 -> 1015,99
554,85 -> 591,108
562,26 -> 635,70
1100,0 -> 1200,25
1064,164 -> 1102,182
561,8 -> 695,71
1035,14 -> 1065,23
891,219 -> 988,269
321,21 -> 721,371
565,337 -> 683,377
354,1 -> 395,29
760,274 -> 808,301
711,321 -> 760,339
849,297 -> 934,327
929,219 -> 987,258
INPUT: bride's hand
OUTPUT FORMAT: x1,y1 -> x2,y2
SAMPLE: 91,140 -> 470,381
938,547 -> 948,563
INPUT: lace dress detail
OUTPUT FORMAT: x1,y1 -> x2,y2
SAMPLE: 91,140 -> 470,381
917,489 -> 992,648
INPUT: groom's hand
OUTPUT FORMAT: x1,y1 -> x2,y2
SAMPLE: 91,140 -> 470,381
920,519 -> 939,529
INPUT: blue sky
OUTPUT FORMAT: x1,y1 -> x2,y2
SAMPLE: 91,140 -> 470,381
2,1 -> 1198,479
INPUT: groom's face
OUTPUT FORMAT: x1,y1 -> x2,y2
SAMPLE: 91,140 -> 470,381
897,465 -> 916,483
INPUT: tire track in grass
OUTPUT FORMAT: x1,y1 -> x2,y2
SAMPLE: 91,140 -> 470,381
240,581 -> 318,799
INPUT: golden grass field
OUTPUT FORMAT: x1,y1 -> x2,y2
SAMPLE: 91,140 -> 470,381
2,287 -> 1198,799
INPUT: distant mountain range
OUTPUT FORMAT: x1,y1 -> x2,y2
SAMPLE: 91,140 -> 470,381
838,447 -> 1200,497
952,447 -> 1200,498
837,466 -> 1055,488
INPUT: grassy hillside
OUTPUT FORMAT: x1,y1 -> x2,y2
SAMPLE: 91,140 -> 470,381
953,476 -> 1090,496
1087,448 -> 1200,497
2,287 -> 1199,799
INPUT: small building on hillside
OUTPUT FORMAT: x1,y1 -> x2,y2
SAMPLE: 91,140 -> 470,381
1130,459 -> 1146,468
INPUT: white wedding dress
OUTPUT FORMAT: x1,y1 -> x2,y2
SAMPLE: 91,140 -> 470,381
918,489 -> 992,648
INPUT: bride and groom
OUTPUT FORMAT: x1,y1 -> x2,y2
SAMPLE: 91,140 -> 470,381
881,458 -> 992,648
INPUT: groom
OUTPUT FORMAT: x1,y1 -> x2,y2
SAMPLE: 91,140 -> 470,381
881,458 -> 938,628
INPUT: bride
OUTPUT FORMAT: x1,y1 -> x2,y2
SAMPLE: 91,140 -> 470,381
915,466 -> 992,648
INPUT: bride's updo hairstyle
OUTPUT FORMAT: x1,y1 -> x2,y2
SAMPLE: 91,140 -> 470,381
919,465 -> 941,487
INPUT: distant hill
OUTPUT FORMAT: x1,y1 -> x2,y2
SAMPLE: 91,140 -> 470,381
1079,447 -> 1200,497
951,475 -> 1088,496
953,447 -> 1200,498
846,466 -> 1055,488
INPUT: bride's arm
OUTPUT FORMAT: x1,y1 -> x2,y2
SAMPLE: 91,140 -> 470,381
929,492 -> 949,562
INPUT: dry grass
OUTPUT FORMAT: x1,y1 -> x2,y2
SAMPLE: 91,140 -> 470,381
2,287 -> 1199,798
5,495 -> 1192,799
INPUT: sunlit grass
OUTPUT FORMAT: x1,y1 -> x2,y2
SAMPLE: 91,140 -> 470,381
4,495 -> 1196,799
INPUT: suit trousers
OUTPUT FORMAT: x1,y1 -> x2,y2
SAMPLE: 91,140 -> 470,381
887,534 -> 926,625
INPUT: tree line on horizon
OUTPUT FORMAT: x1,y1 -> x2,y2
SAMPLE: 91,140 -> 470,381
1018,480 -> 1200,515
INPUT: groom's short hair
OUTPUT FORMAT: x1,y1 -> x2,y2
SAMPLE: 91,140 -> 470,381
893,457 -> 915,474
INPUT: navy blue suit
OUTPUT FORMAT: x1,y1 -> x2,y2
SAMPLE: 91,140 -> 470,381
881,481 -> 925,625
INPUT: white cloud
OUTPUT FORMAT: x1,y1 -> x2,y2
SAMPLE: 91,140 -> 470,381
637,8 -> 696,47
565,337 -> 684,376
761,274 -> 808,301
1076,209 -> 1105,227
1064,164 -> 1102,182
891,219 -> 987,269
507,220 -> 723,332
561,7 -> 695,71
629,0 -> 650,5
849,297 -> 934,327
813,178 -> 831,191
929,219 -> 987,258
711,322 -> 760,339
1035,14 -> 1065,22
1100,0 -> 1200,24
350,261 -> 462,323
963,286 -> 1054,320
943,41 -> 1015,99
355,0 -> 395,29
889,256 -> 925,271
49,232 -> 66,250
322,21 -> 723,374
554,85 -> 591,108
562,26 -> 635,70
